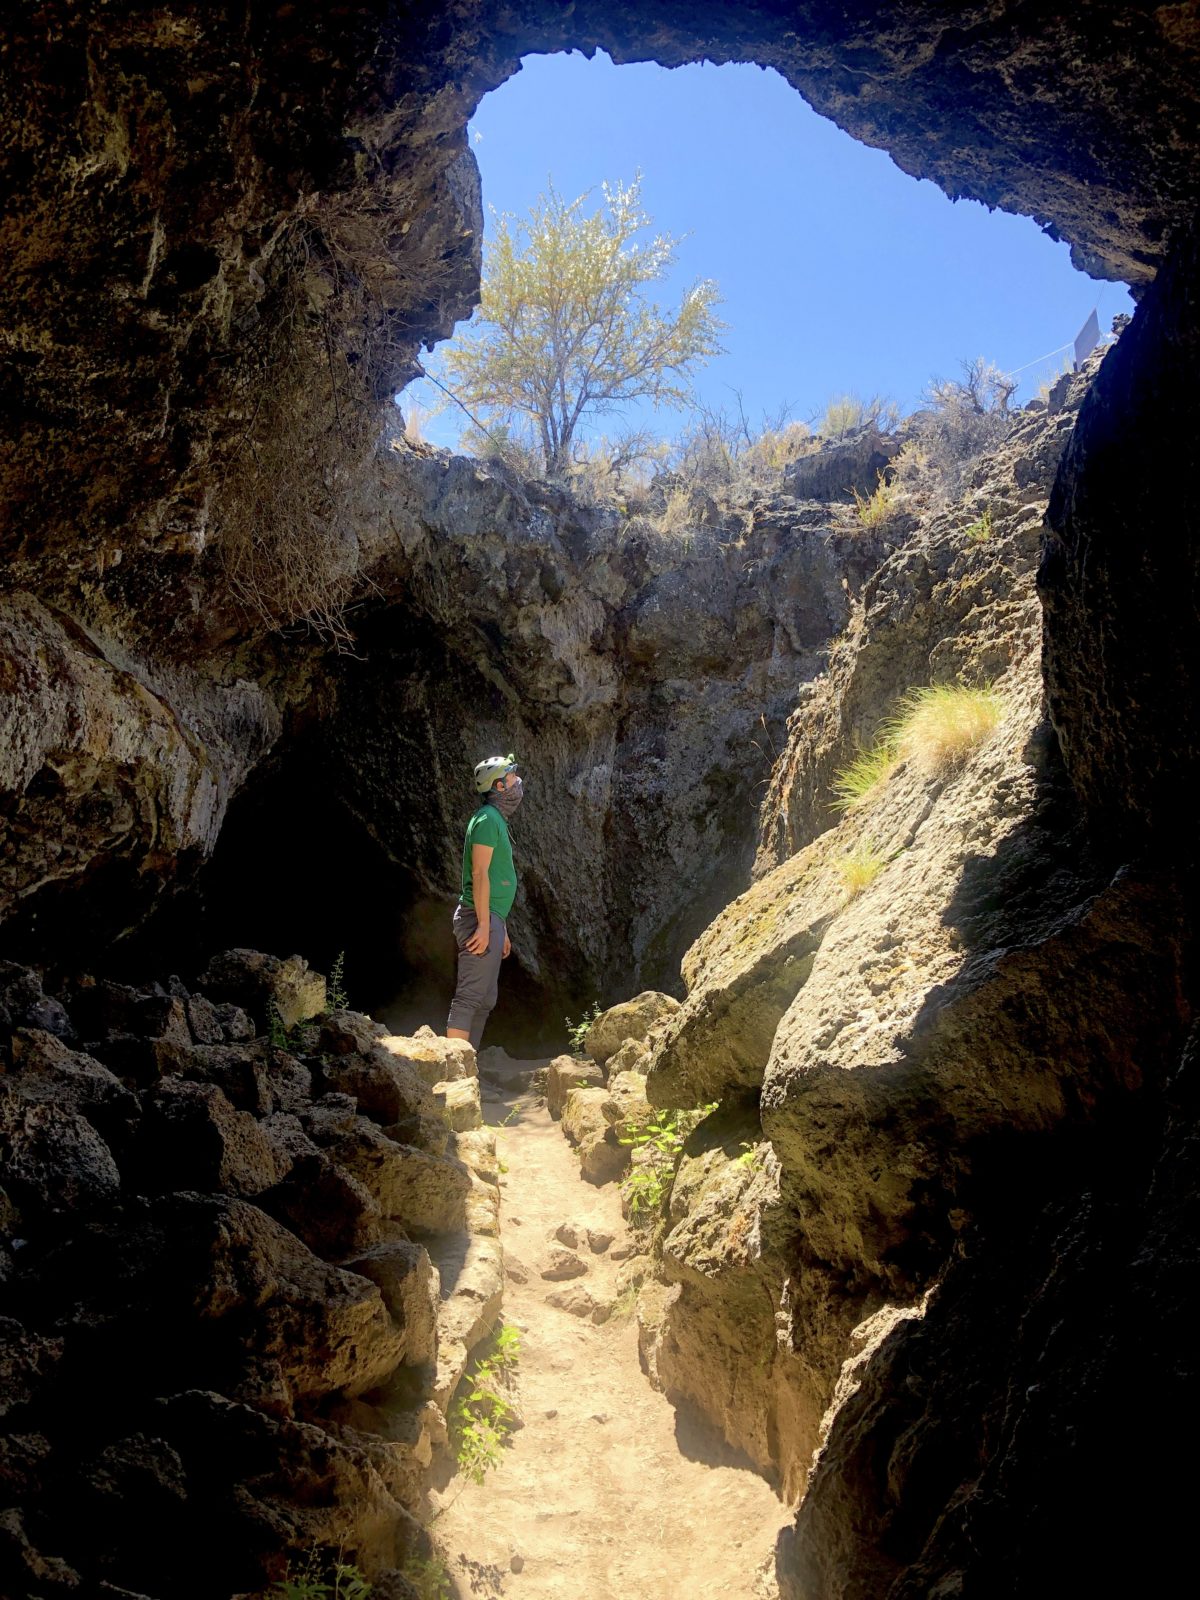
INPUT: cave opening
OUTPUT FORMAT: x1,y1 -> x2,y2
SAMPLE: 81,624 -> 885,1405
126,41 -> 1138,1062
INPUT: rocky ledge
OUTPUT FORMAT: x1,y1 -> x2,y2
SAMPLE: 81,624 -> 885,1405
0,950 -> 501,1599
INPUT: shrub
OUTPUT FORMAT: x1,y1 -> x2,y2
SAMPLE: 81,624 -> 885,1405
852,475 -> 897,528
657,484 -> 697,539
963,507 -> 993,542
564,1001 -> 602,1054
831,738 -> 897,811
274,1556 -> 371,1599
448,1326 -> 522,1484
892,683 -> 1002,772
908,357 -> 1017,499
816,393 -> 897,440
835,841 -> 890,898
402,1557 -> 451,1600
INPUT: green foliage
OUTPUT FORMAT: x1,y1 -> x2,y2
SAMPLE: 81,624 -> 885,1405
325,951 -> 348,1011
274,1556 -> 371,1599
834,841 -> 890,898
401,1556 -> 452,1600
441,174 -> 725,474
831,738 -> 898,811
268,1001 -> 290,1050
852,475 -> 897,528
564,1001 -> 603,1054
619,1104 -> 718,1225
449,1325 -> 522,1485
734,1142 -> 764,1172
963,506 -> 993,542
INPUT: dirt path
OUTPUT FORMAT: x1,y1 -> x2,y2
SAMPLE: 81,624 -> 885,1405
432,1076 -> 787,1599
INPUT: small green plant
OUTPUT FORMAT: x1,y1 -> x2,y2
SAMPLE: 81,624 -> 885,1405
449,1325 -> 522,1484
564,1001 -> 602,1053
962,506 -> 993,542
831,738 -> 897,811
834,841 -> 890,898
619,1103 -> 718,1225
268,1001 -> 290,1050
734,1142 -> 764,1172
622,1163 -> 671,1223
274,1556 -> 371,1599
401,1556 -> 451,1600
852,475 -> 896,528
325,951 -> 348,1010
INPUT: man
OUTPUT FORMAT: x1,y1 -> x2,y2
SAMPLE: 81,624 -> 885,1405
445,752 -> 523,1051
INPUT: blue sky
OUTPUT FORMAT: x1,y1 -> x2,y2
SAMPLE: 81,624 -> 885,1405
402,51 -> 1133,452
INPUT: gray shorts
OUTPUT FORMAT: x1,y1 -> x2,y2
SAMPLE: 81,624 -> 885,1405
446,903 -> 506,1051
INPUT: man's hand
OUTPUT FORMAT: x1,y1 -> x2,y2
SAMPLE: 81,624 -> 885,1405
502,932 -> 511,959
465,923 -> 491,956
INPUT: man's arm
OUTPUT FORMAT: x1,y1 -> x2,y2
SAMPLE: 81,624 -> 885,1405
466,842 -> 493,954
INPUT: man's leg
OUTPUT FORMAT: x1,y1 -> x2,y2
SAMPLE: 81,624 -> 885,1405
468,913 -> 505,1051
446,907 -> 503,1045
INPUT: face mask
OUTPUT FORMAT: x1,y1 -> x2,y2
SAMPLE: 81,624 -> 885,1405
490,776 -> 523,818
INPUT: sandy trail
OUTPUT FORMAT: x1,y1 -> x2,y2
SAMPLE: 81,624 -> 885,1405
433,1077 -> 786,1599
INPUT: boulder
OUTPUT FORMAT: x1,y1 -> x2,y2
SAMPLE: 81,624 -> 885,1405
198,949 -> 326,1030
150,1037 -> 274,1114
432,1076 -> 481,1132
185,993 -> 225,1045
545,1054 -> 603,1118
8,1028 -> 138,1150
318,1009 -> 390,1056
0,964 -> 71,1041
428,1233 -> 504,1409
606,1038 -> 650,1077
322,1119 -> 472,1235
320,1048 -> 436,1128
0,1097 -> 120,1219
259,1139 -> 383,1262
139,1078 -> 286,1199
343,1241 -> 439,1367
545,1284 -> 599,1320
540,1246 -> 588,1281
377,1033 -> 476,1086
560,1074 -> 652,1185
584,992 -> 681,1068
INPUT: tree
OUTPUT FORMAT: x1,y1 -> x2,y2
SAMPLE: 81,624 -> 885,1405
440,176 -> 725,474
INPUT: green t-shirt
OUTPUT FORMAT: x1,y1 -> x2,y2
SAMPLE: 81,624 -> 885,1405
460,802 -> 517,920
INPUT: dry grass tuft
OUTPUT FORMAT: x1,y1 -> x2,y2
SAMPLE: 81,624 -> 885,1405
893,684 -> 1002,772
835,840 -> 890,898
831,739 -> 897,811
852,475 -> 897,529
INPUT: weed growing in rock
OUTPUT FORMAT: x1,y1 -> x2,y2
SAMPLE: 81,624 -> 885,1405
274,1554 -> 371,1599
735,1142 -> 765,1172
325,951 -> 348,1010
268,1001 -> 291,1050
401,1555 -> 452,1599
852,475 -> 897,528
832,739 -> 897,811
564,1002 -> 602,1053
963,506 -> 993,542
893,683 -> 1001,772
619,1104 -> 718,1225
835,841 -> 890,898
449,1325 -> 522,1484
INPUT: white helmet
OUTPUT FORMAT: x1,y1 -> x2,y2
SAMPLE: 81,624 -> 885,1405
473,751 -> 518,793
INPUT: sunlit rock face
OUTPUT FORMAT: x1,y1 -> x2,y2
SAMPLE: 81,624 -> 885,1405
2,3 -> 1200,1597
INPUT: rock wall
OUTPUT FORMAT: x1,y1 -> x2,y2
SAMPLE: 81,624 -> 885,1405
632,312 -> 1198,1591
0,949 -> 500,1597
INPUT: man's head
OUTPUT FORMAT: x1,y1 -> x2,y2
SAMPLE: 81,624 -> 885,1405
473,752 -> 520,794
